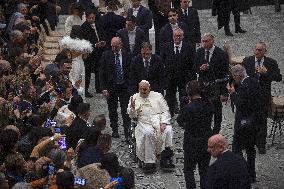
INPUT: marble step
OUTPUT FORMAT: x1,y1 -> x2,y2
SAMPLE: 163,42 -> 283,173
50,31 -> 64,37
44,48 -> 60,55
43,54 -> 57,62
43,42 -> 60,49
45,36 -> 62,43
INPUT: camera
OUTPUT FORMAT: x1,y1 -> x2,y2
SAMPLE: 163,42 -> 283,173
74,177 -> 86,186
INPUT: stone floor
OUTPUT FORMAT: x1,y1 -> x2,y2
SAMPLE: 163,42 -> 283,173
53,5 -> 284,189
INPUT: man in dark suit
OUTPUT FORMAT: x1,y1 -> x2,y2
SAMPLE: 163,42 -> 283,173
116,15 -> 148,57
80,9 -> 106,97
212,0 -> 246,36
177,80 -> 213,189
242,42 -> 282,154
99,37 -> 131,140
66,103 -> 91,149
159,8 -> 190,52
128,0 -> 152,39
129,42 -> 164,95
100,1 -> 125,49
148,0 -> 171,53
206,134 -> 251,189
160,28 -> 195,117
194,33 -> 229,134
227,64 -> 262,183
177,0 -> 201,49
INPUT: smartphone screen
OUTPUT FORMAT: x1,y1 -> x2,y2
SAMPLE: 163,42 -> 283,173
48,165 -> 55,175
74,177 -> 86,186
57,137 -> 67,150
54,126 -> 61,133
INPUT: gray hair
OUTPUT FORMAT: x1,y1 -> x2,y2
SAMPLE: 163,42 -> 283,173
173,27 -> 184,35
231,64 -> 247,78
17,3 -> 27,12
141,42 -> 152,50
256,41 -> 267,52
202,33 -> 214,39
12,182 -> 32,189
9,30 -> 23,40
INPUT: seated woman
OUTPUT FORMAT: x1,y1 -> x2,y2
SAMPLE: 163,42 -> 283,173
76,134 -> 112,168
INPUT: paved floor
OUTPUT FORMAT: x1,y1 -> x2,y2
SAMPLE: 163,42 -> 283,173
56,5 -> 284,189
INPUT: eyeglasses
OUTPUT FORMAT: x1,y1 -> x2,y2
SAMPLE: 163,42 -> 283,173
168,14 -> 177,17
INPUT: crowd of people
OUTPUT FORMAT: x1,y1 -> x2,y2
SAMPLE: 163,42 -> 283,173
0,0 -> 283,189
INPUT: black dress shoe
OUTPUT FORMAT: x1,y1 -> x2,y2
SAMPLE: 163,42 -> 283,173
143,163 -> 157,173
160,159 -> 175,171
225,31 -> 234,36
85,91 -> 93,98
258,147 -> 266,154
112,132 -> 119,138
235,28 -> 247,33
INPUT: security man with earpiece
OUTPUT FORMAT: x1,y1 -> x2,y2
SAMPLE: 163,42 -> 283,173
177,80 -> 214,189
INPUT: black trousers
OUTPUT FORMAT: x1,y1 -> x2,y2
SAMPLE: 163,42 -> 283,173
233,130 -> 256,181
184,142 -> 211,189
107,84 -> 131,137
165,78 -> 187,117
224,6 -> 241,32
257,107 -> 268,149
211,98 -> 223,134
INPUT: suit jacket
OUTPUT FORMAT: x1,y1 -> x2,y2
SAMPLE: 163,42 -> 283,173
159,21 -> 190,51
160,41 -> 196,82
80,21 -> 106,71
129,54 -> 165,95
177,98 -> 213,154
242,56 -> 282,111
194,46 -> 229,96
66,116 -> 88,149
100,12 -> 125,49
116,27 -> 148,57
205,151 -> 251,189
99,49 -> 131,92
231,77 -> 262,132
127,5 -> 153,36
177,7 -> 201,44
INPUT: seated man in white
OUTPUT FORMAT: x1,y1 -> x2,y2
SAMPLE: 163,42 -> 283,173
127,80 -> 175,173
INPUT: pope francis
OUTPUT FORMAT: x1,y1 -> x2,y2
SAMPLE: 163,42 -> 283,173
127,80 -> 175,173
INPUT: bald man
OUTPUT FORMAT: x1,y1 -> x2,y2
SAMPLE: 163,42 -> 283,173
205,134 -> 251,189
127,80 -> 174,173
100,37 -> 131,139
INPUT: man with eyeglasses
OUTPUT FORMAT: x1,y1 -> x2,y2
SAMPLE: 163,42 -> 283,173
242,42 -> 282,154
159,8 -> 189,53
129,42 -> 165,95
99,37 -> 131,141
193,33 -> 229,134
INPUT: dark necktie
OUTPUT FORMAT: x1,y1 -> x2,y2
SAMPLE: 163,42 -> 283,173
115,53 -> 123,84
145,60 -> 149,73
205,50 -> 210,63
175,46 -> 180,54
183,9 -> 187,17
257,59 -> 262,67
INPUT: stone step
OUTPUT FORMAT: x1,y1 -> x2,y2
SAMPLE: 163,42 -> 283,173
50,31 -> 64,37
44,48 -> 60,55
43,54 -> 57,62
43,42 -> 60,49
45,36 -> 62,43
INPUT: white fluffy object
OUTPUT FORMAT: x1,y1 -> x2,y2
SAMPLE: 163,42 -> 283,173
59,36 -> 93,53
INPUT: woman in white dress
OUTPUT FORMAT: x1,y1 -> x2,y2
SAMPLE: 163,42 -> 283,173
59,25 -> 93,99
64,2 -> 85,35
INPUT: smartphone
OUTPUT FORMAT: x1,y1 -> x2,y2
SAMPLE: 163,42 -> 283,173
48,164 -> 55,175
54,126 -> 61,134
74,177 -> 86,186
57,136 -> 67,150
110,177 -> 123,185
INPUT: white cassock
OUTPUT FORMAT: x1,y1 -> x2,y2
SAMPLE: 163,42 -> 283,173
127,91 -> 173,164
69,55 -> 85,98
64,15 -> 83,36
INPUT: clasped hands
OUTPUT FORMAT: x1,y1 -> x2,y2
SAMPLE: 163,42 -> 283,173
256,65 -> 267,74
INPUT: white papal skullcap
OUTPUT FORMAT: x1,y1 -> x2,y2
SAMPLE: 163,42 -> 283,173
140,80 -> 150,86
